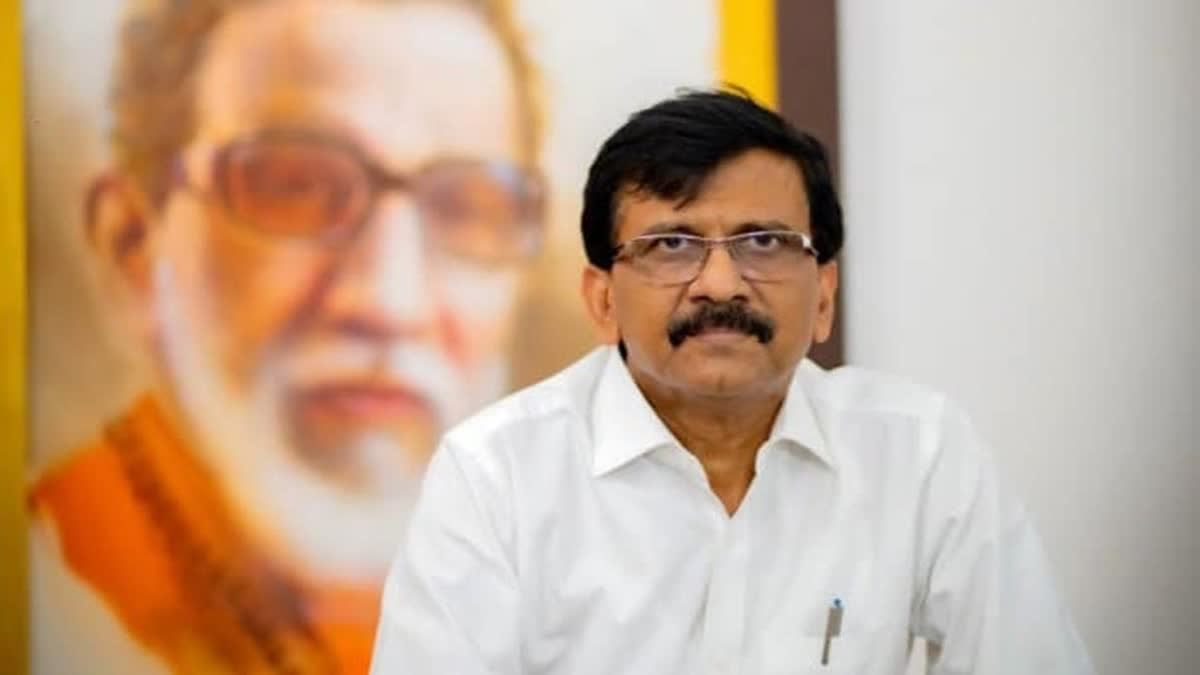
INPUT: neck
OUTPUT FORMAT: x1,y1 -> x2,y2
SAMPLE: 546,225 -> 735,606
633,374 -> 786,516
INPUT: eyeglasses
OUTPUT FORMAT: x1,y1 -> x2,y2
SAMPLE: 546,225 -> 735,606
180,131 -> 545,263
612,230 -> 819,285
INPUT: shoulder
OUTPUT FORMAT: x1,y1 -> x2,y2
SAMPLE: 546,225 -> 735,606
411,350 -> 611,547
30,519 -> 172,675
442,347 -> 609,463
798,359 -> 949,422
27,401 -> 179,577
29,436 -> 136,532
27,408 -> 185,670
413,348 -> 610,514
29,396 -> 167,540
796,361 -> 987,474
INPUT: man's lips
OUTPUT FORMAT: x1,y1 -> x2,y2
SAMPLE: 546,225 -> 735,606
688,327 -> 752,343
293,380 -> 436,425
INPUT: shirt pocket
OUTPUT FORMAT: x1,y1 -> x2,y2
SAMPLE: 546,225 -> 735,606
760,631 -> 883,675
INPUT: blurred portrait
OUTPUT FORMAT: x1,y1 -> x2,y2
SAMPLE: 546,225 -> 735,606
23,0 -> 720,672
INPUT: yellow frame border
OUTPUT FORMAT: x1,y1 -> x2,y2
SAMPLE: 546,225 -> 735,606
718,0 -> 778,108
1,0 -> 28,672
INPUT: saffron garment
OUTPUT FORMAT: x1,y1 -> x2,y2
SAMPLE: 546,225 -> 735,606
30,396 -> 380,674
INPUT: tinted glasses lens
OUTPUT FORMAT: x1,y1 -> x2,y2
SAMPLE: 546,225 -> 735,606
417,161 -> 543,262
219,139 -> 370,241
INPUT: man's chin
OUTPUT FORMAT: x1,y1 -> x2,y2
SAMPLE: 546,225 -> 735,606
239,433 -> 428,581
667,360 -> 775,399
287,428 -> 437,496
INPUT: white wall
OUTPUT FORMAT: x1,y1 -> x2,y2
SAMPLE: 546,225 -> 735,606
838,1 -> 1200,673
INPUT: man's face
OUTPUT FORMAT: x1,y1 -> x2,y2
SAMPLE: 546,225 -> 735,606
589,149 -> 837,401
108,1 -> 533,507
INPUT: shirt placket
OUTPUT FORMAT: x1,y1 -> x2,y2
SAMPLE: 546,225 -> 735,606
703,513 -> 749,675
660,445 -> 755,675
697,479 -> 756,675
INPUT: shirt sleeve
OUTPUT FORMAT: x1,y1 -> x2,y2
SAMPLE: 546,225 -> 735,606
911,399 -> 1095,675
370,437 -> 521,675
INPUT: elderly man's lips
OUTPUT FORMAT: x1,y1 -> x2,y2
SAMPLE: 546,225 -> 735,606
295,382 -> 434,423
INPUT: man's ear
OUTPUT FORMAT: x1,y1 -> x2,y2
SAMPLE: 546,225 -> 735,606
812,260 -> 839,344
581,265 -> 620,345
84,172 -> 154,293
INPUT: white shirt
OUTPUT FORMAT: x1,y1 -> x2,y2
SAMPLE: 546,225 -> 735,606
371,346 -> 1093,675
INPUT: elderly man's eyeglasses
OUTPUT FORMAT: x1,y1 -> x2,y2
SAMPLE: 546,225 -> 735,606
612,230 -> 820,285
179,131 -> 545,263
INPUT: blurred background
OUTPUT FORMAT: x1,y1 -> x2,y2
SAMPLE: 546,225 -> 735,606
2,0 -> 1197,673
836,2 -> 1199,673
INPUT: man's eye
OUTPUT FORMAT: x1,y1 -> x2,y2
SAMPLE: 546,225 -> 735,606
659,236 -> 687,250
748,233 -> 783,249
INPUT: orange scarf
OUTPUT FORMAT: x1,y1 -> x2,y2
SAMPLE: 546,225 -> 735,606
30,396 -> 380,674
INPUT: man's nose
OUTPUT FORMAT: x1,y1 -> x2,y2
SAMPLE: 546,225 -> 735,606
321,193 -> 438,339
687,243 -> 748,302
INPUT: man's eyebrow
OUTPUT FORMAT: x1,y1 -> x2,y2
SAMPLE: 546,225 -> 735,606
728,220 -> 797,235
634,220 -> 800,238
640,222 -> 703,236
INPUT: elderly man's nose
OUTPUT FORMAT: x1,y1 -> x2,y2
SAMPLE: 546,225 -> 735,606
323,194 -> 438,337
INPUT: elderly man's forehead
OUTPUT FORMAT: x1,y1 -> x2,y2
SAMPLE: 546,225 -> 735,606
191,1 -> 521,164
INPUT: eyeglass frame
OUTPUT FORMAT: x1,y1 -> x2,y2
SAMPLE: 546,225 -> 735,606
169,128 -> 547,262
611,229 -> 821,285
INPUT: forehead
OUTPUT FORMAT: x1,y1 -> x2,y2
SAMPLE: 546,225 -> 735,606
615,149 -> 811,240
194,1 -> 521,166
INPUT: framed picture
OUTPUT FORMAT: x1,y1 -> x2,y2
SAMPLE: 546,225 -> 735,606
2,1 -> 838,671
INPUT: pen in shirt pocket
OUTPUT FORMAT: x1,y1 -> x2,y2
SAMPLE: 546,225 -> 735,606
821,597 -> 844,666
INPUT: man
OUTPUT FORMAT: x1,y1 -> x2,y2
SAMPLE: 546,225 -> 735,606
29,0 -> 544,672
371,90 -> 1095,674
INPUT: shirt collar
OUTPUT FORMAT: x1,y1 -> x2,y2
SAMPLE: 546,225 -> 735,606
589,347 -> 834,476
766,360 -> 834,469
590,347 -> 678,476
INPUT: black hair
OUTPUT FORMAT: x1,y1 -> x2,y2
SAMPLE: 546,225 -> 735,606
580,88 -> 843,269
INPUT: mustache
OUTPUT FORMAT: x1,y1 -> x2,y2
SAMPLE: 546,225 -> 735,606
666,302 -> 776,347
274,341 -> 466,414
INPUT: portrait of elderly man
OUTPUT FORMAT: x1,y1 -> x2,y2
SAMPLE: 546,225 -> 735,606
28,0 -> 544,672
371,90 -> 1095,674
